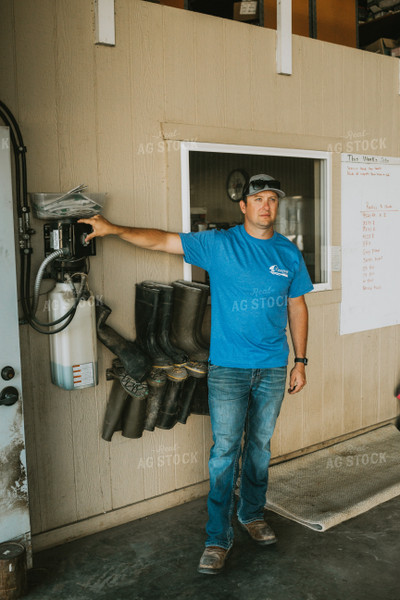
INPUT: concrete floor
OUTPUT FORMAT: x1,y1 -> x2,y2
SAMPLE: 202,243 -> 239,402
26,494 -> 399,600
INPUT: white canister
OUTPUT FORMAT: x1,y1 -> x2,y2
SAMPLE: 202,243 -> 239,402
48,282 -> 98,390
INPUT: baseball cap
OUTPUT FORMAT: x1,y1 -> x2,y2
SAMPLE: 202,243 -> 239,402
243,174 -> 286,199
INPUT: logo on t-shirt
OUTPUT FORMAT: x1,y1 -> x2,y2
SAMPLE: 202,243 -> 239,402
269,264 -> 289,278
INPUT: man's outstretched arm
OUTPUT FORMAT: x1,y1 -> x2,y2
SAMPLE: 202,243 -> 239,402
78,214 -> 184,255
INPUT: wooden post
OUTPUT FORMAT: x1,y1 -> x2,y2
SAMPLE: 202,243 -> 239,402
0,543 -> 27,600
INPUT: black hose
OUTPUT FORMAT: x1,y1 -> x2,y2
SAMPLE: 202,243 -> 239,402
1,100 -> 85,335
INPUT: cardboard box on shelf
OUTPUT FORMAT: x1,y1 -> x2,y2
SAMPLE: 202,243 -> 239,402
233,1 -> 258,22
364,37 -> 398,55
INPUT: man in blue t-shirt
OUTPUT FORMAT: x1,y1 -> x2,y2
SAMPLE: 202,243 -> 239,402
80,173 -> 313,575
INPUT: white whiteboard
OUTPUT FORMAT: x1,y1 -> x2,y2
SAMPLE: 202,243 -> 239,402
340,153 -> 400,335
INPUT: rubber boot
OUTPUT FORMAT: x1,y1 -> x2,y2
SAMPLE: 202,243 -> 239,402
96,302 -> 151,381
189,375 -> 210,416
144,368 -> 168,432
156,367 -> 188,430
102,380 -> 129,442
170,282 -> 209,362
142,281 -> 187,366
121,381 -> 149,439
175,280 -> 210,349
177,362 -> 208,424
177,377 -> 198,425
135,283 -> 174,368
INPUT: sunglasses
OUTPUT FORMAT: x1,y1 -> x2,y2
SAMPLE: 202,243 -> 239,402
243,179 -> 281,197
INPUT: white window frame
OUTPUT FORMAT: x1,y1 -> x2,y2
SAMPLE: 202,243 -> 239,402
180,141 -> 332,292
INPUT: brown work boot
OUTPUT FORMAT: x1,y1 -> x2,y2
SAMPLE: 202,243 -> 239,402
197,546 -> 230,575
240,520 -> 277,546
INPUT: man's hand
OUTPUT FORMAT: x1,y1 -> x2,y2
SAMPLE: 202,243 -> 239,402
77,215 -> 184,254
288,363 -> 306,395
78,215 -> 117,242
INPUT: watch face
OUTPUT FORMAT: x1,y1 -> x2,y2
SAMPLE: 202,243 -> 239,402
226,169 -> 248,202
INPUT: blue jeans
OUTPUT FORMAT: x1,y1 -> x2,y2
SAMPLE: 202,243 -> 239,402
205,365 -> 287,549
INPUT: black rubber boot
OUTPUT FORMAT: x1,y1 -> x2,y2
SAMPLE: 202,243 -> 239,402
177,377 -> 198,425
142,281 -> 187,366
175,280 -> 210,349
177,362 -> 208,424
156,367 -> 188,430
170,282 -> 209,362
121,381 -> 149,439
189,376 -> 210,416
102,380 -> 129,442
135,283 -> 174,368
96,302 -> 151,381
144,368 -> 168,431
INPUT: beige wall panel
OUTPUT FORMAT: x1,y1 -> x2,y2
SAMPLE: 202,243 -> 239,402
322,303 -> 344,439
54,0 -> 98,190
377,58 -> 400,157
142,429 -> 170,498
163,7 -> 196,124
302,304 -> 324,446
28,300 -> 77,532
110,436 -> 145,508
194,16 -> 225,128
360,329 -> 380,428
342,47 -> 364,141
0,0 -> 18,111
13,0 -> 59,191
131,2 -> 171,285
174,421 -> 206,489
362,52 -> 381,144
273,36 -> 303,136
378,326 -> 398,422
223,20 -> 252,132
93,351 -> 113,513
342,333 -> 362,432
70,387 -> 109,520
250,26 -> 277,132
321,43 -> 344,141
278,389 -> 304,454
299,37 -> 325,138
141,428 -> 177,497
163,122 -> 342,154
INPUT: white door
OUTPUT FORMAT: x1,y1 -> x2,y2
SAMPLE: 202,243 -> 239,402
0,126 -> 31,552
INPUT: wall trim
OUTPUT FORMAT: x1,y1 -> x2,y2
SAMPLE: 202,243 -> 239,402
270,418 -> 397,466
161,122 -> 342,154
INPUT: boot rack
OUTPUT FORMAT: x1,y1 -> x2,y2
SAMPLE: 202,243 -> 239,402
96,280 -> 210,441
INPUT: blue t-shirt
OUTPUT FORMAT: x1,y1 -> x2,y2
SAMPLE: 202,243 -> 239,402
179,225 -> 314,368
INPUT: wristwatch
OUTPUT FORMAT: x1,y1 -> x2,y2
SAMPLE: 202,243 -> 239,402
294,357 -> 308,365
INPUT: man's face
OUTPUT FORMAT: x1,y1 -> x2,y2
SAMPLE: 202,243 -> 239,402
239,190 -> 279,232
